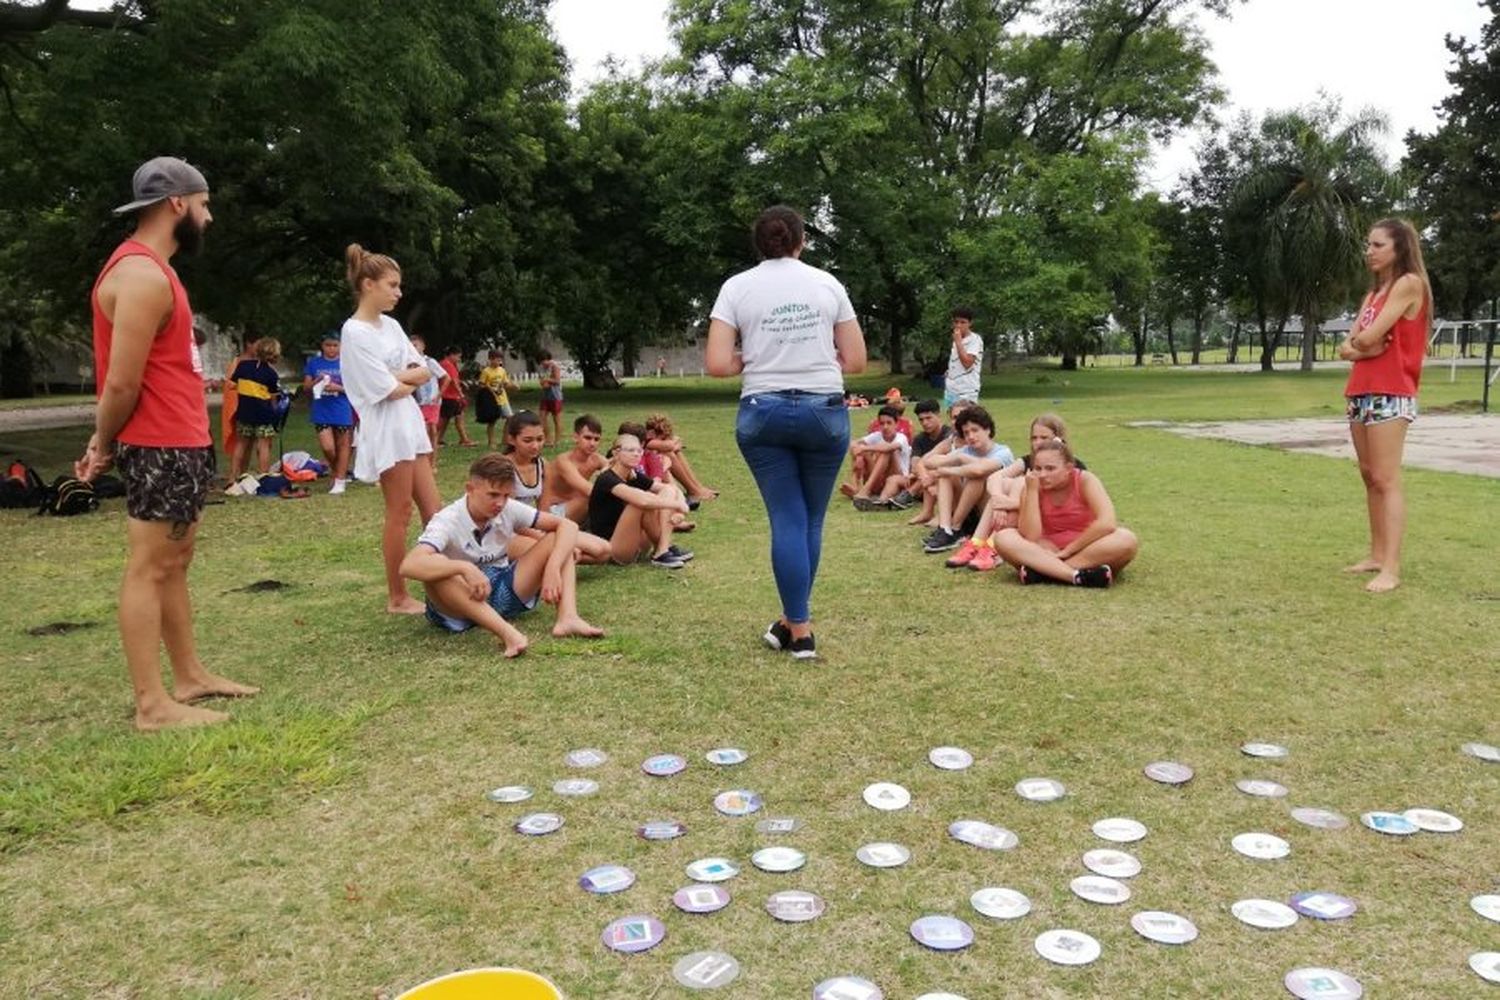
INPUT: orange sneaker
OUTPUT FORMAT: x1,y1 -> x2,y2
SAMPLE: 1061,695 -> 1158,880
969,545 -> 999,572
945,539 -> 979,568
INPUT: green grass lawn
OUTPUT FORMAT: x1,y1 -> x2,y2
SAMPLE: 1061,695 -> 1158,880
1,366 -> 1497,999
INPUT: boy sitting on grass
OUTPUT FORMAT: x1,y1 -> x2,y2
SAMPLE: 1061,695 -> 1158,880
848,405 -> 912,510
543,413 -> 607,524
401,453 -> 604,657
905,400 -> 970,525
887,398 -> 951,511
841,401 -> 913,499
920,404 -> 1014,553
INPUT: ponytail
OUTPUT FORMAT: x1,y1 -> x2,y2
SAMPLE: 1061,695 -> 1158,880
345,243 -> 400,296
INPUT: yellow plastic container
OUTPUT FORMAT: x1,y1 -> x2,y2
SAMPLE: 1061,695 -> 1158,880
396,967 -> 563,999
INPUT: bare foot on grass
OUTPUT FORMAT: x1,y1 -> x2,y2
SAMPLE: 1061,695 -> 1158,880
1343,559 -> 1382,574
907,514 -> 931,526
176,672 -> 261,703
500,637 -> 529,658
387,597 -> 426,615
136,700 -> 230,732
553,617 -> 605,639
1366,572 -> 1400,593
838,482 -> 857,498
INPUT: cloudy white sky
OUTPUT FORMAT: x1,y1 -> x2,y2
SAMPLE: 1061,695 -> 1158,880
550,0 -> 1491,190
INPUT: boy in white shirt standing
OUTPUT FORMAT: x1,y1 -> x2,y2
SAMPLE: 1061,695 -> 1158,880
400,454 -> 604,657
943,307 -> 984,409
849,405 -> 913,510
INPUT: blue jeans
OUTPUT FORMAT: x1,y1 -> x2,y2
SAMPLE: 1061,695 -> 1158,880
736,390 -> 850,624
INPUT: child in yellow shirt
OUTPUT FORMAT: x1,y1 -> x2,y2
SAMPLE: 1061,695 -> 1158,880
476,349 -> 516,449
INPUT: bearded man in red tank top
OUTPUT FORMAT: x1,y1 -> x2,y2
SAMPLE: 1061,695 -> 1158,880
75,157 -> 260,730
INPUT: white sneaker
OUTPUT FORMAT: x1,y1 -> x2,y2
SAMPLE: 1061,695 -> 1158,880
329,479 -> 346,495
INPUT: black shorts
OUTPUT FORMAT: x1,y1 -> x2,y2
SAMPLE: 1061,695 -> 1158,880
115,444 -> 216,524
440,398 -> 465,419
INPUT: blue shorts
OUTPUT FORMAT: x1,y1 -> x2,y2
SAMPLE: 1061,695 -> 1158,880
1346,393 -> 1417,426
942,391 -> 979,411
425,562 -> 537,632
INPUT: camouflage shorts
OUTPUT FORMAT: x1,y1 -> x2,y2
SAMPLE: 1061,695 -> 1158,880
115,444 -> 216,524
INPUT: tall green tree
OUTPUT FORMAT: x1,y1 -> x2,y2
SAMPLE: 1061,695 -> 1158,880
538,76 -> 728,386
1405,0 -> 1500,354
0,0 -> 571,395
665,0 -> 1230,372
1231,104 -> 1397,371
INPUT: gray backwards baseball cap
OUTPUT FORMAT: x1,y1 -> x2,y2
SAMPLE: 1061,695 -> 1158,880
113,156 -> 209,215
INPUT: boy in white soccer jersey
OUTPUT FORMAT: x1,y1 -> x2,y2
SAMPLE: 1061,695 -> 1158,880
400,453 -> 603,657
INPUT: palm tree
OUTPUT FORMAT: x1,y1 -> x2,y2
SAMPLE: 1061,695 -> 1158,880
1233,106 -> 1398,370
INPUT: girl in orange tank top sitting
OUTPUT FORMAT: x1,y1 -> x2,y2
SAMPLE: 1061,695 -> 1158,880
990,438 -> 1138,587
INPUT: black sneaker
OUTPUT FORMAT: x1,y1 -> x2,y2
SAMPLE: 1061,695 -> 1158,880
1076,565 -> 1113,588
923,528 -> 960,553
887,490 -> 915,510
852,495 -> 877,512
651,550 -> 686,569
1018,565 -> 1057,585
687,498 -> 701,512
763,620 -> 791,651
666,544 -> 694,563
788,634 -> 817,660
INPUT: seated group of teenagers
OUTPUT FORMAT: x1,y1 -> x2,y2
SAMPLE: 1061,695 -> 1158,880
399,410 -> 718,656
841,399 -> 1139,586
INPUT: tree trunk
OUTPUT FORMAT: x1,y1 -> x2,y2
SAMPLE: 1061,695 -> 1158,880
1300,313 -> 1317,371
1165,319 -> 1179,366
1132,308 -> 1147,366
1227,320 -> 1241,364
887,324 -> 905,376
1258,316 -> 1281,372
1059,352 -> 1078,371
0,338 -> 36,398
1190,313 -> 1203,366
581,365 -> 621,390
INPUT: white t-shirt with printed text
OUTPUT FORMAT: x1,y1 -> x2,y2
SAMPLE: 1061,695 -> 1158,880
859,430 -> 912,475
417,496 -> 538,568
946,332 -> 985,400
710,257 -> 856,397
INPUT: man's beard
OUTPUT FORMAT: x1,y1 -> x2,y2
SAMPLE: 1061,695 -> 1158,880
173,213 -> 206,256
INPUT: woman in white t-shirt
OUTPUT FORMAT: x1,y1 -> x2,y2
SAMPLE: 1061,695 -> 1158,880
705,205 -> 867,660
338,244 -> 442,614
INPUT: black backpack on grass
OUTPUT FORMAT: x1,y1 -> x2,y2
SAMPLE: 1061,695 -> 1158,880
92,474 -> 126,499
36,476 -> 98,517
1,459 -> 45,509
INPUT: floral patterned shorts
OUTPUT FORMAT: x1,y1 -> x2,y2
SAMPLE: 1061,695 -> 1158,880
1346,393 -> 1416,426
115,444 -> 216,524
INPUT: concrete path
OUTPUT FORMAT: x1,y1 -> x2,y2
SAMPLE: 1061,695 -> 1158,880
0,396 -> 223,434
1136,414 -> 1500,478
0,403 -> 99,433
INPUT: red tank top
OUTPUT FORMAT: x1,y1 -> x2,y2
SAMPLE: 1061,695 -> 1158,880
91,239 -> 211,447
1344,285 -> 1427,398
1040,468 -> 1093,547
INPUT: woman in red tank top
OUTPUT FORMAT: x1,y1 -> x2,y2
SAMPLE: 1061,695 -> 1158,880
1336,218 -> 1432,594
991,439 -> 1138,587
